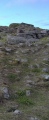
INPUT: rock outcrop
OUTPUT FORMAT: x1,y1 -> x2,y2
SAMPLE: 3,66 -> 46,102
0,23 -> 49,39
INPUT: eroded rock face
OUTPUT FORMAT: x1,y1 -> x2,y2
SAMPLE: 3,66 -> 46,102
8,23 -> 49,38
0,23 -> 49,41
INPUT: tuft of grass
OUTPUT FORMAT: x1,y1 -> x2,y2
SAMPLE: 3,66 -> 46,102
17,96 -> 34,105
16,90 -> 34,106
7,73 -> 19,82
17,90 -> 26,96
32,68 -> 41,73
10,89 -> 34,106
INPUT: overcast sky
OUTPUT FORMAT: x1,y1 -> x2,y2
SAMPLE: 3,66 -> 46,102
0,0 -> 49,29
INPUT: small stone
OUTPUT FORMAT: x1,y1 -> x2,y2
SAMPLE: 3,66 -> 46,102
26,90 -> 31,96
46,43 -> 49,46
29,117 -> 39,120
29,65 -> 33,69
21,58 -> 28,63
26,79 -> 35,88
42,68 -> 49,73
1,87 -> 9,99
17,43 -> 24,47
42,75 -> 49,81
13,110 -> 21,115
4,47 -> 12,52
15,58 -> 21,64
0,42 -> 4,46
20,49 -> 29,54
25,75 -> 30,80
27,80 -> 33,84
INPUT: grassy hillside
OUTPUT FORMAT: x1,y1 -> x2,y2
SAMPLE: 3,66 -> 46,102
0,26 -> 49,120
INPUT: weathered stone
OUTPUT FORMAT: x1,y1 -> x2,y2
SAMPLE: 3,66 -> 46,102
0,42 -> 4,46
26,80 -> 35,88
28,117 -> 39,120
0,87 -> 9,99
3,87 -> 9,99
29,65 -> 33,69
17,43 -> 25,47
42,75 -> 49,81
26,80 -> 33,84
43,58 -> 49,62
42,68 -> 49,73
20,49 -> 29,54
26,90 -> 31,96
21,58 -> 28,63
41,30 -> 47,34
46,43 -> 49,46
13,110 -> 21,115
14,58 -> 21,64
4,47 -> 12,52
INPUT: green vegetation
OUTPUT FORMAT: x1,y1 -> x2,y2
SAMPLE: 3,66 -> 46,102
32,68 -> 41,73
7,73 -> 19,82
0,28 -> 49,120
16,90 -> 34,105
17,90 -> 26,96
17,96 -> 34,105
